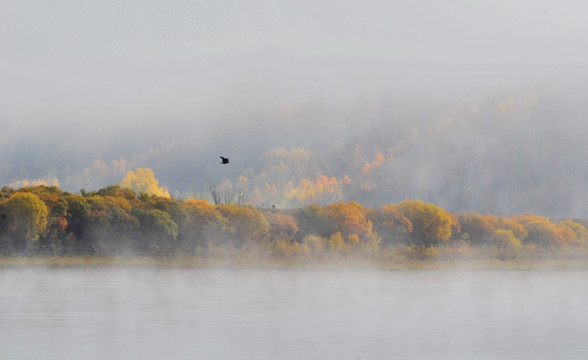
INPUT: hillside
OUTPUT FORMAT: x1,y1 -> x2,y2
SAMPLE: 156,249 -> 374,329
2,85 -> 588,217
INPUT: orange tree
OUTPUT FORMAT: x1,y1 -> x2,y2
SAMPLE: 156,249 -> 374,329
524,220 -> 578,248
294,202 -> 374,247
366,204 -> 413,245
323,201 -> 373,240
265,212 -> 299,243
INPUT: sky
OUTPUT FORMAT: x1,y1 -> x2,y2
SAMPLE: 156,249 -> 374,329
2,0 -> 587,122
1,0 -> 588,215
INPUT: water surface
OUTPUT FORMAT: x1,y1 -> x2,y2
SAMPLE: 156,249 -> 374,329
1,268 -> 587,359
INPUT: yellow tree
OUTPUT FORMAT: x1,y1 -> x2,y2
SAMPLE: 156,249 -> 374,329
121,168 -> 170,198
498,217 -> 528,242
217,204 -> 270,245
181,199 -> 228,251
397,200 -> 453,247
558,220 -> 586,238
18,186 -> 70,252
456,213 -> 498,245
491,229 -> 522,249
0,192 -> 49,250
491,229 -> 522,260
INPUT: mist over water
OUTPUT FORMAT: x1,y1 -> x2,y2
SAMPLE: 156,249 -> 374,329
1,268 -> 588,360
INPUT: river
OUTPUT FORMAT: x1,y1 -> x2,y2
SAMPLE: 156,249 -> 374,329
1,268 -> 587,359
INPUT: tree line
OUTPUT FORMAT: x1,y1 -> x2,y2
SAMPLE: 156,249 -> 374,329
0,185 -> 586,259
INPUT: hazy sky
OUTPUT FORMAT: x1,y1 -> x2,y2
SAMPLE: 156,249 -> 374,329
2,0 -> 588,215
2,0 -> 587,130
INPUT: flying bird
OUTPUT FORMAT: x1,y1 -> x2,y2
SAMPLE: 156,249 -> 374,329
220,156 -> 229,164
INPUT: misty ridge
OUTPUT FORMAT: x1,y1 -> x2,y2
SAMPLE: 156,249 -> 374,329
3,79 -> 588,263
2,82 -> 588,218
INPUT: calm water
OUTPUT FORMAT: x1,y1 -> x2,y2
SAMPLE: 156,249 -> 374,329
1,268 -> 588,360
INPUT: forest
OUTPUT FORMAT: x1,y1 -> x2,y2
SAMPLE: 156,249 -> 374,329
1,184 -> 587,263
4,87 -> 588,219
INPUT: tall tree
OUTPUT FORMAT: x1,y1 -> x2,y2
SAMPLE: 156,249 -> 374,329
121,168 -> 170,198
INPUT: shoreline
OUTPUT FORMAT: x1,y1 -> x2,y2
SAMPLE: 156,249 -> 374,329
1,256 -> 588,270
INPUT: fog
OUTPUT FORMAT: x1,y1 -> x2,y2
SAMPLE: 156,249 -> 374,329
2,1 -> 588,216
3,268 -> 588,360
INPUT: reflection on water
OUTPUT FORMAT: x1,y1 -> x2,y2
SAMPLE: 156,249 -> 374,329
1,268 -> 588,360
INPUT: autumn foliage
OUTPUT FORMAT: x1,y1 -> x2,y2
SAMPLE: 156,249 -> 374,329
121,168 -> 170,198
0,185 -> 587,260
